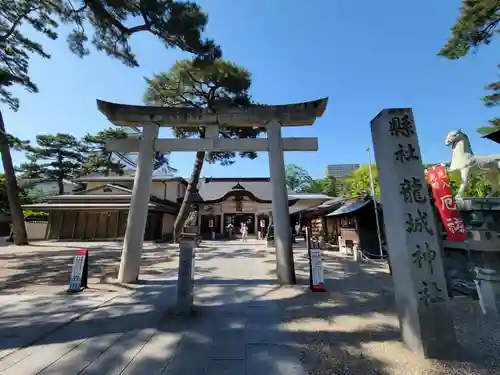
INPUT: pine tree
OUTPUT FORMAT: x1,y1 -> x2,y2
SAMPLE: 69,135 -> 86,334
0,112 -> 31,244
144,58 -> 262,240
440,1 -> 500,134
439,0 -> 500,60
0,0 -> 220,244
17,162 -> 45,179
80,128 -> 129,176
478,65 -> 500,135
284,164 -> 313,192
0,0 -> 221,111
25,134 -> 85,194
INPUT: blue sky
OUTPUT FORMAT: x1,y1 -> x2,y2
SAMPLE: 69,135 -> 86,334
3,0 -> 500,179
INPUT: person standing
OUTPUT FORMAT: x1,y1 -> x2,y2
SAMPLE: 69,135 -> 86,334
240,222 -> 248,242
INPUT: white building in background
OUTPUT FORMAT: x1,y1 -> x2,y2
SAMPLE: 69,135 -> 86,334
18,178 -> 80,197
324,163 -> 360,178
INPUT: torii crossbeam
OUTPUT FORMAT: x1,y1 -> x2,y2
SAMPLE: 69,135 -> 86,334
97,98 -> 328,286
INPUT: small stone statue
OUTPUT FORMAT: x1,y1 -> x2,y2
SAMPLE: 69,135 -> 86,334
184,209 -> 198,227
443,129 -> 500,198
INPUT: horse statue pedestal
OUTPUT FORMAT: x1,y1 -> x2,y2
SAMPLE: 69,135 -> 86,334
443,196 -> 500,315
455,197 -> 500,212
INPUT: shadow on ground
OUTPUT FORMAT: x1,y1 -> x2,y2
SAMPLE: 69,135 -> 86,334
0,241 -> 498,374
0,242 -> 179,295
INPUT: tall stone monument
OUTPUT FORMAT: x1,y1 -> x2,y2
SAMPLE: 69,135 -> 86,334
370,108 -> 456,358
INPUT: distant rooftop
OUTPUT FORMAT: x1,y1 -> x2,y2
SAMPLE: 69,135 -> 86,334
74,175 -> 187,183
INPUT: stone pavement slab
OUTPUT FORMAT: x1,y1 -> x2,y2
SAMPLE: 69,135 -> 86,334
0,293 -> 117,361
0,240 -> 308,375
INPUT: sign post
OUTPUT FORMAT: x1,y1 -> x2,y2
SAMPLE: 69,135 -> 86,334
305,227 -> 326,292
209,219 -> 215,240
68,249 -> 88,293
258,219 -> 265,240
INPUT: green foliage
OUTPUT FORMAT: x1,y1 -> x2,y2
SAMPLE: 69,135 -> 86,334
285,164 -> 313,192
447,170 -> 494,197
17,162 -> 45,179
302,176 -> 339,196
321,176 -> 338,196
439,2 -> 500,135
23,210 -> 48,218
80,127 -> 128,176
302,179 -> 324,194
144,58 -> 262,166
284,165 -> 338,196
0,173 -> 33,215
0,174 -> 9,215
0,0 -> 221,111
0,126 -> 31,152
23,133 -> 85,193
478,65 -> 500,135
341,164 -> 379,198
343,163 -> 495,199
284,162 -> 497,200
439,0 -> 500,59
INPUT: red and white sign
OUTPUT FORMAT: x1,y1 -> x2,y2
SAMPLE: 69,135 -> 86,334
426,166 -> 467,242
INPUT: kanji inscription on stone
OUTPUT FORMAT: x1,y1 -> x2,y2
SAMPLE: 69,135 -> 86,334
411,242 -> 437,274
394,143 -> 419,164
400,177 -> 427,204
418,280 -> 444,306
389,115 -> 415,137
406,210 -> 433,235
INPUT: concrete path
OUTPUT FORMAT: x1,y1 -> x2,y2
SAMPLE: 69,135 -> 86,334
0,293 -> 116,361
0,240 -> 307,375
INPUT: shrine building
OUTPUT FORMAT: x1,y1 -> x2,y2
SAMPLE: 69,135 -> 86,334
22,176 -> 330,241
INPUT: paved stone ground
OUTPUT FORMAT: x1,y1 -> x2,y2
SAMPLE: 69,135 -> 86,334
0,240 -> 307,374
267,242 -> 500,375
0,241 -> 179,295
1,239 -> 499,374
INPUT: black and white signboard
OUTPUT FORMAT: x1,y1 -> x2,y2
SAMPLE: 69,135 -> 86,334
68,249 -> 88,293
305,227 -> 326,292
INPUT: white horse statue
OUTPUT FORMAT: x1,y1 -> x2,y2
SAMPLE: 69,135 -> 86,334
443,129 -> 500,198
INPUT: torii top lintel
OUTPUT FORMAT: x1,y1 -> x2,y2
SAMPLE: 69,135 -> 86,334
96,98 -> 328,127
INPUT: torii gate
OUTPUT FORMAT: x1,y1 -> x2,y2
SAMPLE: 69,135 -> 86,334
97,98 -> 328,285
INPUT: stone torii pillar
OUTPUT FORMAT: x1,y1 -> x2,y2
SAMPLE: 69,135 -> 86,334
117,124 -> 159,282
267,119 -> 294,282
97,98 -> 328,284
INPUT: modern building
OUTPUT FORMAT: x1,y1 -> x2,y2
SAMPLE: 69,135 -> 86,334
22,175 -> 330,240
324,163 -> 360,178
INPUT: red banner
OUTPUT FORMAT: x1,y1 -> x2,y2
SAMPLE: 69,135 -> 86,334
426,166 -> 467,242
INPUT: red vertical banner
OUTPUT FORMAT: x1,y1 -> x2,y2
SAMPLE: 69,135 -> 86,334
426,166 -> 467,242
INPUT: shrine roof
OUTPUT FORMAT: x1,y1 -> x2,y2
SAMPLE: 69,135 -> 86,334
482,128 -> 500,144
96,98 -> 328,127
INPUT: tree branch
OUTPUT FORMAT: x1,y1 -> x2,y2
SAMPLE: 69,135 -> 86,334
0,4 -> 39,42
